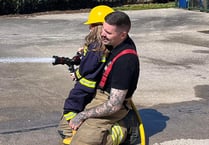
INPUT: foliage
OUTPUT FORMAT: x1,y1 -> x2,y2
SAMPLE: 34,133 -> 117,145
114,2 -> 176,10
0,0 -> 98,15
0,0 -> 175,15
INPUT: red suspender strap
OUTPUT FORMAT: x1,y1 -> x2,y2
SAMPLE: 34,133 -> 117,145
99,49 -> 138,89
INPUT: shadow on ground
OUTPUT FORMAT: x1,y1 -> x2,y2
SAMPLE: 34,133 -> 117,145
139,109 -> 169,145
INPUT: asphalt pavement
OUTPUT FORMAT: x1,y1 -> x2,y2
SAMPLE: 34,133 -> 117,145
0,8 -> 209,145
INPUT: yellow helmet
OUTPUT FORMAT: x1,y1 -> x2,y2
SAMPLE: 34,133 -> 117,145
84,5 -> 114,25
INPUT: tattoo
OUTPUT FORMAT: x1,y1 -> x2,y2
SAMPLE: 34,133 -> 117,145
73,112 -> 86,123
82,88 -> 128,119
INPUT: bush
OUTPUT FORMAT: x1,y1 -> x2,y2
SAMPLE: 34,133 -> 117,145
0,0 -> 164,15
0,0 -> 98,15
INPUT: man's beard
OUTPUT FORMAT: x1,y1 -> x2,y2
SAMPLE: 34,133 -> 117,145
102,36 -> 110,45
102,36 -> 113,50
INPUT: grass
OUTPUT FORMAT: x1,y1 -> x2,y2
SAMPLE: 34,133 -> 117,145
114,2 -> 176,11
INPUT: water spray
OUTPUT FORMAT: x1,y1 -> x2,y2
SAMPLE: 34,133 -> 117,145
0,52 -> 81,73
0,57 -> 56,64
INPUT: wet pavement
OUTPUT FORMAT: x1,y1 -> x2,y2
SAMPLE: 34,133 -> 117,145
0,8 -> 209,145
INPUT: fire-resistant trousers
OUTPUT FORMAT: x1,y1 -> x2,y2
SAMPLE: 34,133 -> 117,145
69,91 -> 129,145
57,115 -> 73,139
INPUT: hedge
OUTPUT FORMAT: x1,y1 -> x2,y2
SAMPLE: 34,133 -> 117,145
0,0 -> 142,15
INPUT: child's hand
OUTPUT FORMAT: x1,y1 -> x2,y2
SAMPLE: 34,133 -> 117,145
78,47 -> 84,53
70,73 -> 75,81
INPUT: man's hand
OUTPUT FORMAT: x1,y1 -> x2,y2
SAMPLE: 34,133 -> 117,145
69,112 -> 86,130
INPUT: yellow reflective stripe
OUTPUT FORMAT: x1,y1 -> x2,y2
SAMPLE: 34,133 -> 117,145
114,125 -> 121,144
75,69 -> 82,79
101,55 -> 106,62
79,78 -> 96,88
112,127 -> 118,145
116,123 -> 124,144
64,112 -> 77,121
110,123 -> 124,145
83,46 -> 88,56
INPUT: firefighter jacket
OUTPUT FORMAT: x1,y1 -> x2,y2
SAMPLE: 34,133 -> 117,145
64,42 -> 107,116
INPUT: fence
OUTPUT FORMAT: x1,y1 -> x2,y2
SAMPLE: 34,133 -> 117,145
176,0 -> 209,12
188,0 -> 209,12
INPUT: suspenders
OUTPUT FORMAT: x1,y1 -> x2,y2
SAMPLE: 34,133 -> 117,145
99,49 -> 137,89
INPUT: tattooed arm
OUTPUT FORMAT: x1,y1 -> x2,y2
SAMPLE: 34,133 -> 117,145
69,88 -> 128,130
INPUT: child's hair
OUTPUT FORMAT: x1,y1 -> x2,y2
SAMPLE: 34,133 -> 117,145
84,25 -> 109,56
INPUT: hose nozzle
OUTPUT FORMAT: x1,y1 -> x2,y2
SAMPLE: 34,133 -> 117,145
52,53 -> 81,73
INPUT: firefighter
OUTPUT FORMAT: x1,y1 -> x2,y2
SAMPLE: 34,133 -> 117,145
57,5 -> 114,145
69,11 -> 140,145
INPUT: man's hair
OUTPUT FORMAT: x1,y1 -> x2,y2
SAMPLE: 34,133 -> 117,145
104,11 -> 131,32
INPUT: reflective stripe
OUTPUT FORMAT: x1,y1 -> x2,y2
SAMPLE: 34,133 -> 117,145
64,112 -> 77,121
83,46 -> 88,56
111,127 -> 118,145
75,69 -> 82,80
79,78 -> 96,88
100,55 -> 106,63
110,123 -> 124,145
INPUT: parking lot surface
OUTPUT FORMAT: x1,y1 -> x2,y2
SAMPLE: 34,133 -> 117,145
0,8 -> 209,145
